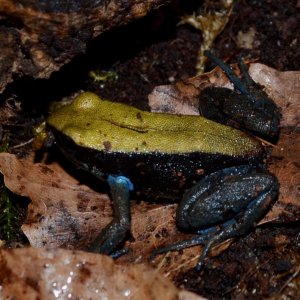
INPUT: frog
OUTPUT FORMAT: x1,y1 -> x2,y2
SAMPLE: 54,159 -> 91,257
46,52 -> 280,270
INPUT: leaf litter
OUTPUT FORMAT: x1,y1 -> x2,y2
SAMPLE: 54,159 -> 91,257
0,63 -> 299,298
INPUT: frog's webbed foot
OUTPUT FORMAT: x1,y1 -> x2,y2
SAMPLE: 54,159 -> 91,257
150,229 -> 214,263
89,175 -> 133,255
151,166 -> 279,271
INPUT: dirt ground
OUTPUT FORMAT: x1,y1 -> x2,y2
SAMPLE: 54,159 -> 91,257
0,0 -> 299,298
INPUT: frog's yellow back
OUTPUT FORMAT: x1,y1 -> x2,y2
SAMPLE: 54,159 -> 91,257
47,92 -> 262,157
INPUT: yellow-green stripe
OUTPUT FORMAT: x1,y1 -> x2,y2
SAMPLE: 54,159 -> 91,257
47,92 -> 262,156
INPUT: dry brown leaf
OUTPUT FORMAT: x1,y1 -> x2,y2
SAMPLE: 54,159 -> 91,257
0,153 -> 186,257
265,130 -> 300,223
148,65 -> 233,115
249,64 -> 300,128
149,63 -> 300,128
1,144 -> 297,278
0,153 -> 113,249
0,152 -> 231,276
0,247 -> 204,300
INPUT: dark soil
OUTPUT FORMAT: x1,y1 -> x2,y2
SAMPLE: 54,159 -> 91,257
87,0 -> 300,109
175,225 -> 300,299
0,0 -> 299,298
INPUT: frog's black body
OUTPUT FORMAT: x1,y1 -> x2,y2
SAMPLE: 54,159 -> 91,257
48,52 -> 280,270
54,128 -> 263,200
54,128 -> 278,270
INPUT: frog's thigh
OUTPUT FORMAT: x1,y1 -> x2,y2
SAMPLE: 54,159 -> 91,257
176,166 -> 278,233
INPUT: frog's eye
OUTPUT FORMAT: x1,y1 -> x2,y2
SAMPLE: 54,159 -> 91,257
72,92 -> 102,111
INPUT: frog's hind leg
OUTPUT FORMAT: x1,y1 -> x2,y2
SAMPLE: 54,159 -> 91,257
237,55 -> 255,88
150,227 -> 216,260
195,181 -> 278,270
204,50 -> 280,138
204,50 -> 253,99
237,55 -> 269,106
149,221 -> 242,271
151,166 -> 279,271
151,181 -> 276,271
89,175 -> 133,255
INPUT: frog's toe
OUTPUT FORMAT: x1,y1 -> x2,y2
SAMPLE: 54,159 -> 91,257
150,230 -> 227,271
150,233 -> 210,261
110,248 -> 129,259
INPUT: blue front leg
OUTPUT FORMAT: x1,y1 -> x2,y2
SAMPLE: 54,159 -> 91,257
89,175 -> 134,254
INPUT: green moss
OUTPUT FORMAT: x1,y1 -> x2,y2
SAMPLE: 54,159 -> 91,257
0,136 -> 22,242
0,182 -> 20,241
0,136 -> 9,152
89,69 -> 118,83
47,92 -> 262,157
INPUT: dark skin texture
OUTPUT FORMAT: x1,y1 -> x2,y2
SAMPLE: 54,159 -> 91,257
200,51 -> 280,140
48,52 -> 280,270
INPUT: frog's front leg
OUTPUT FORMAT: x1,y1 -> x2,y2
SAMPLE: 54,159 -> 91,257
152,165 -> 279,271
89,175 -> 134,255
